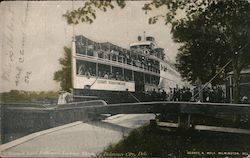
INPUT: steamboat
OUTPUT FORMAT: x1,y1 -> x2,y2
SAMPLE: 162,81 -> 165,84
71,34 -> 184,103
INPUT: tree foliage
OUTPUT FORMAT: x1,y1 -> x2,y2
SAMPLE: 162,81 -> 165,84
63,0 -> 126,25
172,0 -> 250,84
143,0 -> 250,103
1,90 -> 58,103
143,0 -> 250,77
54,47 -> 72,92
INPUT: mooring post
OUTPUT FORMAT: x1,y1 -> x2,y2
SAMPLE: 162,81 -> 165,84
178,114 -> 191,130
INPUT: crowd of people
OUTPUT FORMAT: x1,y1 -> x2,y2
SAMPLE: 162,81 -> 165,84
78,64 -> 130,81
201,86 -> 224,103
75,36 -> 161,74
99,71 -> 127,81
145,86 -> 225,103
77,62 -> 161,84
146,87 -> 193,102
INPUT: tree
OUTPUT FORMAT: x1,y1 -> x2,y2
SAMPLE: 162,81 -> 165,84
54,47 -> 72,92
173,1 -> 249,79
173,1 -> 250,103
144,0 -> 250,103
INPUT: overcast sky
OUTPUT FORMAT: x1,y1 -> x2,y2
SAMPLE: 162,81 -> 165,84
0,1 -> 180,92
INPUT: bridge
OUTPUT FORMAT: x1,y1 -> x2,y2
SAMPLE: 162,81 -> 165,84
1,101 -> 250,157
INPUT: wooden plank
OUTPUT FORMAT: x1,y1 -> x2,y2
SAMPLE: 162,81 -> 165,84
195,125 -> 250,134
157,121 -> 179,128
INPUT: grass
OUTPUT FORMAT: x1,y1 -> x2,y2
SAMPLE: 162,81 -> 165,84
0,90 -> 59,103
99,124 -> 250,157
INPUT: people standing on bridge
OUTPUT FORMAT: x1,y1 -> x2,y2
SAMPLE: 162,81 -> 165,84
194,85 -> 225,103
160,89 -> 167,101
172,88 -> 177,101
190,87 -> 197,102
173,88 -> 181,101
168,88 -> 174,101
241,96 -> 249,104
156,88 -> 162,101
180,88 -> 184,101
151,89 -> 157,101
203,87 -> 210,102
209,87 -> 215,102
184,88 -> 192,102
181,87 -> 187,101
215,86 -> 224,103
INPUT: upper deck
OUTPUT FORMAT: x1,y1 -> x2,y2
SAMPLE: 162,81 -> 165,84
74,35 -> 165,73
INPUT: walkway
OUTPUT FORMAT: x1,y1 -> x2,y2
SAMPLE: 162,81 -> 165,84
1,114 -> 155,158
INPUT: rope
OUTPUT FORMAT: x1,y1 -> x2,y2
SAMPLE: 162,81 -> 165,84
191,59 -> 232,101
127,91 -> 141,102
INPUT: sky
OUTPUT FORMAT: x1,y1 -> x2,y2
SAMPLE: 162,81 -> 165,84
0,1 -> 180,92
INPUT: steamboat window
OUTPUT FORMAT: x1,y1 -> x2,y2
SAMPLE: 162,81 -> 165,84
97,51 -> 104,58
112,66 -> 123,81
112,55 -> 117,61
124,69 -> 132,81
76,60 -> 96,76
151,75 -> 160,85
98,63 -> 111,78
118,55 -> 123,63
146,36 -> 155,42
87,48 -> 94,56
145,74 -> 150,84
76,43 -> 86,55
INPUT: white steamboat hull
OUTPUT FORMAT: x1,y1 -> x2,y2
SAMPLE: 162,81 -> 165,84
159,61 -> 184,91
74,76 -> 135,92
